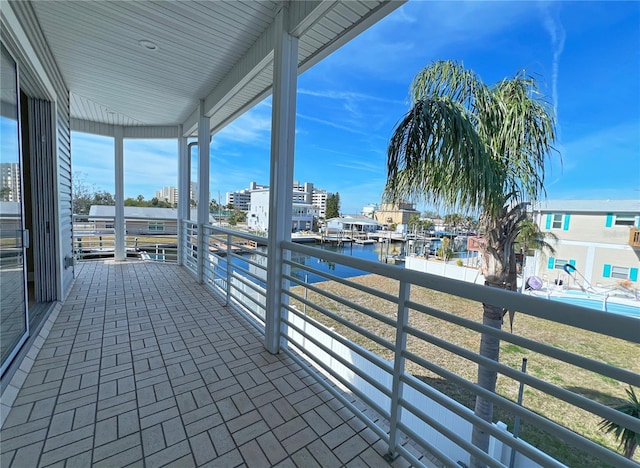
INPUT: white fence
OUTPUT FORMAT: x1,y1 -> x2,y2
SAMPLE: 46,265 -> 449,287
406,256 -> 485,284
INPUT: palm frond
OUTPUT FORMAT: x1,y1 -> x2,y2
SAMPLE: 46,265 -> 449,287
599,386 -> 640,458
384,97 -> 501,212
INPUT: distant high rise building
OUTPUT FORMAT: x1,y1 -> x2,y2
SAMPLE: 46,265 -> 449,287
311,189 -> 329,219
190,182 -> 198,203
226,181 -> 268,211
155,186 -> 178,205
227,181 -> 330,217
0,163 -> 21,202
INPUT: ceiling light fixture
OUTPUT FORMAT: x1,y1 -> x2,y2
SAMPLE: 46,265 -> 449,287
138,39 -> 158,51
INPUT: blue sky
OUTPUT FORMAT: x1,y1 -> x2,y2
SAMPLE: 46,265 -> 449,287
72,1 -> 640,215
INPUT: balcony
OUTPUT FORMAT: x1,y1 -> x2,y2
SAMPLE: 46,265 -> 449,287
630,228 -> 640,247
2,224 -> 638,467
0,260 -> 406,467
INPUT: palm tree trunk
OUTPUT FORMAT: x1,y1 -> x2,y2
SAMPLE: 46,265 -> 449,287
471,292 -> 504,468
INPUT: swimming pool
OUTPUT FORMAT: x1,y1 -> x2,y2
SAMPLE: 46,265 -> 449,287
546,294 -> 640,318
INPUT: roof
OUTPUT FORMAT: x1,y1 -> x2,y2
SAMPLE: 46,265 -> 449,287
532,199 -> 640,214
88,205 -> 214,222
10,1 -> 403,137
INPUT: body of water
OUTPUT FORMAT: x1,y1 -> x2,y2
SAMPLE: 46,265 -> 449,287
226,242 -> 403,286
289,242 -> 403,284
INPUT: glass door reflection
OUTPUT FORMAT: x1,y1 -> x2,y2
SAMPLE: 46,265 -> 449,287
1,44 -> 29,374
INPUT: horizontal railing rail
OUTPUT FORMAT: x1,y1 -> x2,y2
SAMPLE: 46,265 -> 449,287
179,224 -> 639,468
73,214 -> 178,262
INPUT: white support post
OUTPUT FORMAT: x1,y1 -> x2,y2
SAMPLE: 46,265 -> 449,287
387,280 -> 411,460
265,5 -> 299,354
177,126 -> 189,266
197,100 -> 210,283
114,126 -> 126,261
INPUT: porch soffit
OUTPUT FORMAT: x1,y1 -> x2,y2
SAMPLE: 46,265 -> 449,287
16,0 -> 404,137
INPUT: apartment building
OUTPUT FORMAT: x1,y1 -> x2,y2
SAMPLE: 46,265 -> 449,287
228,181 -> 329,218
247,189 -> 316,232
533,199 -> 640,286
155,186 -> 178,205
0,163 -> 21,202
375,201 -> 420,226
226,181 -> 268,211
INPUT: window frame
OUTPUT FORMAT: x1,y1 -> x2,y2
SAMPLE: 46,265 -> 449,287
147,222 -> 165,233
551,214 -> 564,230
614,214 -> 636,226
611,265 -> 630,279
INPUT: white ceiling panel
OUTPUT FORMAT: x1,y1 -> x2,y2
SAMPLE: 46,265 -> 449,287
11,0 -> 403,135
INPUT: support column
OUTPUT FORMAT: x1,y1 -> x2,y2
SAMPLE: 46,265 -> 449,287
265,5 -> 299,354
177,125 -> 189,266
197,101 -> 210,283
114,126 -> 126,261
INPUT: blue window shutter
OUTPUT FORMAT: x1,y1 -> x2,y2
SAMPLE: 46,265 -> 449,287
603,264 -> 611,278
569,259 -> 576,267
636,216 -> 640,228
563,214 -> 571,231
605,213 -> 613,228
548,257 -> 555,269
545,214 -> 552,229
630,268 -> 639,282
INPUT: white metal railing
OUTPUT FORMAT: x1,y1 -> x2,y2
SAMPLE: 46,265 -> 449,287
182,220 -> 198,275
180,223 -> 640,468
73,214 -> 178,262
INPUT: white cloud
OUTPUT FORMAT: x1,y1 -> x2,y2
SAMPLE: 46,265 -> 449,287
213,100 -> 273,146
539,2 -> 566,132
298,88 -> 405,106
296,113 -> 371,136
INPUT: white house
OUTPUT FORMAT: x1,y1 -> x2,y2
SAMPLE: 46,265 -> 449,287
326,215 -> 382,233
247,189 -> 316,232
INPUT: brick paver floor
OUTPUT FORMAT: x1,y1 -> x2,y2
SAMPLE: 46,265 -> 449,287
0,260 -> 399,467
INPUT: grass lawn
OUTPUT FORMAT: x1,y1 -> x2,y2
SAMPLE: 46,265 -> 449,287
289,274 -> 640,467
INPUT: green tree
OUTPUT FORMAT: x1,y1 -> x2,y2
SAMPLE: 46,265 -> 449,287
325,193 -> 340,219
444,213 -> 465,233
227,210 -> 247,226
600,386 -> 640,459
0,186 -> 12,201
92,191 -> 115,206
72,172 -> 94,214
385,60 -> 556,465
515,219 -> 557,256
437,236 -> 453,261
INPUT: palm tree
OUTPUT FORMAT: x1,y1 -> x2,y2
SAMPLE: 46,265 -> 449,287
515,219 -> 557,256
600,386 -> 640,459
384,60 -> 556,466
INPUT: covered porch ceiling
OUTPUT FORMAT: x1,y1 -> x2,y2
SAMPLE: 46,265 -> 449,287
12,0 -> 404,137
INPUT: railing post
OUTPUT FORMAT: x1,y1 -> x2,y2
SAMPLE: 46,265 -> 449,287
226,233 -> 232,304
386,280 -> 411,461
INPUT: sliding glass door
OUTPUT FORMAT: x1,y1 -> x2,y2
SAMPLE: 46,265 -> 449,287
1,44 -> 29,375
